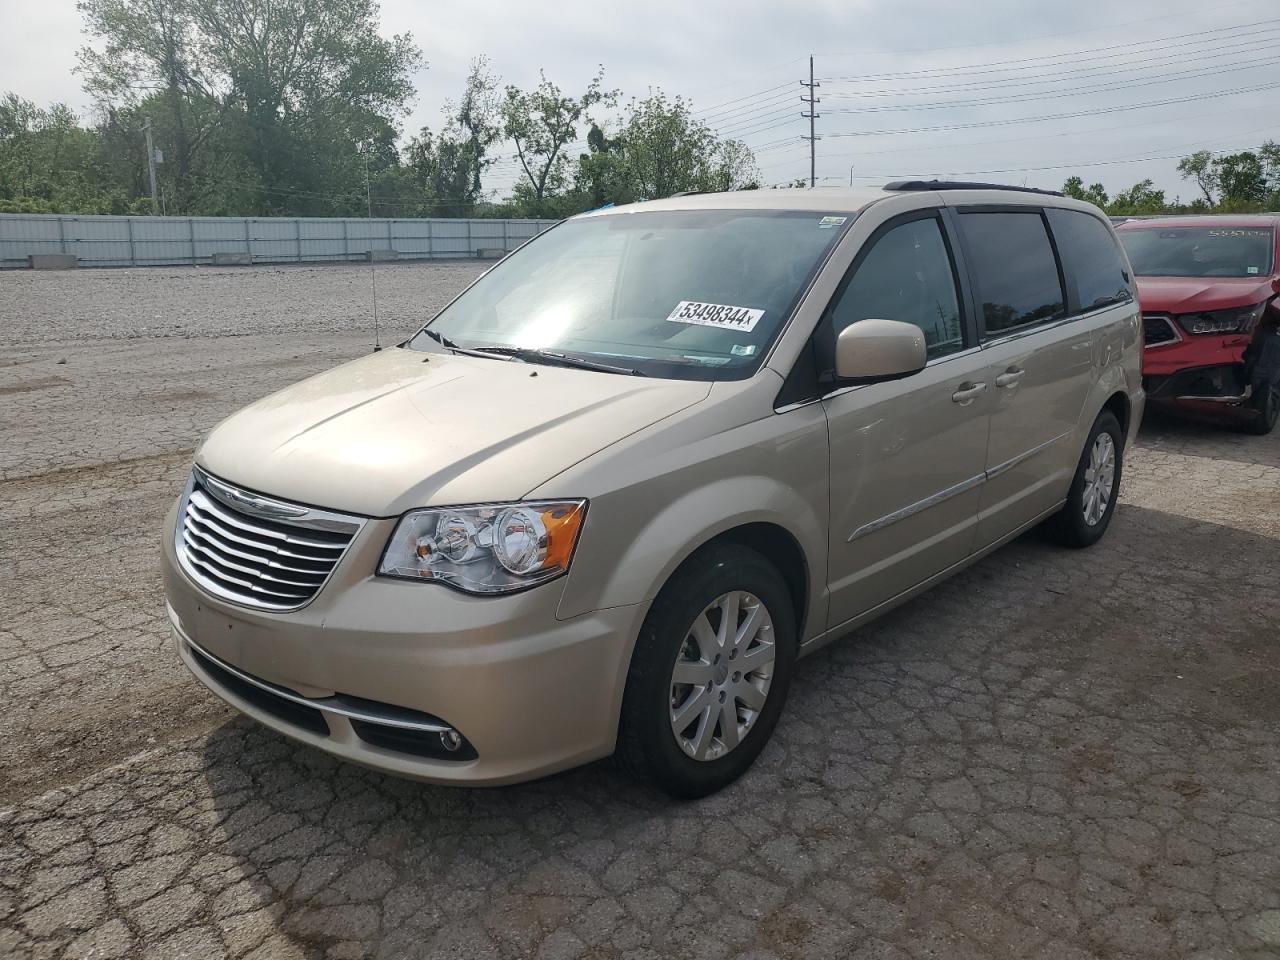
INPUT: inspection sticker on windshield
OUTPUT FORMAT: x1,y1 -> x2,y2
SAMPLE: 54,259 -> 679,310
667,300 -> 765,332
819,216 -> 847,228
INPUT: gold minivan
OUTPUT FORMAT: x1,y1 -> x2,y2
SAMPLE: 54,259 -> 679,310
163,182 -> 1144,797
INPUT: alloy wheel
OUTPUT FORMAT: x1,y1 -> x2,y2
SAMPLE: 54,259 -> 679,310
669,590 -> 776,762
1082,432 -> 1116,527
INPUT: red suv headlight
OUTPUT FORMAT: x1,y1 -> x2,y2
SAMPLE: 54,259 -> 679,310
1177,301 -> 1268,335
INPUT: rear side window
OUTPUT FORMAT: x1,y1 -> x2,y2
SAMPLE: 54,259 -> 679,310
1046,209 -> 1133,311
958,211 -> 1065,336
828,216 -> 965,360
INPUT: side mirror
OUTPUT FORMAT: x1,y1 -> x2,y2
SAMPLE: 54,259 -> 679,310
834,319 -> 928,381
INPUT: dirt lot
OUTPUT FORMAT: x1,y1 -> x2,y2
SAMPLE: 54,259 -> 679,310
2,262 -> 1278,960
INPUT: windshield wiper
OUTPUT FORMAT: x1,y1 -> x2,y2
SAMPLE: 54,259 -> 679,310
467,346 -> 647,377
421,331 -> 645,376
420,328 -> 506,361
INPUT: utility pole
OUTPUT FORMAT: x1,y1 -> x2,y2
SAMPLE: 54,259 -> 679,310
800,55 -> 820,188
143,117 -> 159,215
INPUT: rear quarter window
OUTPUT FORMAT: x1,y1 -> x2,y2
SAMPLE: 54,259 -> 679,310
1046,208 -> 1133,312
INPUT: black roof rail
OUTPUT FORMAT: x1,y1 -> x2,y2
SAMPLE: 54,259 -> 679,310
884,179 -> 1064,198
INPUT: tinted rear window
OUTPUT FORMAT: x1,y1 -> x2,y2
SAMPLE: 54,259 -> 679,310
958,211 -> 1065,335
1046,209 -> 1133,311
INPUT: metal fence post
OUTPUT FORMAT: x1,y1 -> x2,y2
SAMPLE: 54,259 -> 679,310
502,219 -> 509,252
57,217 -> 67,255
342,219 -> 349,261
244,218 -> 251,256
387,219 -> 393,254
126,217 -> 136,267
188,218 -> 196,264
466,219 -> 473,258
295,218 -> 302,262
426,220 -> 433,259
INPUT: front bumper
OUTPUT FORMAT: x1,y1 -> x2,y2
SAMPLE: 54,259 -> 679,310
163,500 -> 648,785
1143,363 -> 1259,420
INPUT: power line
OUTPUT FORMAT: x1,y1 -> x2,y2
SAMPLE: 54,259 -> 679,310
819,17 -> 1280,83
713,107 -> 803,138
696,87 -> 797,123
822,55 -> 1280,116
691,82 -> 794,116
810,0 -> 1273,58
821,80 -> 1280,139
819,32 -> 1280,100
757,104 -> 1278,171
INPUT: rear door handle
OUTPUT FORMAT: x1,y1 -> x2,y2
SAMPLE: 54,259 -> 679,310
995,367 -> 1025,388
952,381 -> 987,405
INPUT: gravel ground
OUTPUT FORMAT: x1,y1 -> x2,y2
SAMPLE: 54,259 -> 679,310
1,263 -> 1278,960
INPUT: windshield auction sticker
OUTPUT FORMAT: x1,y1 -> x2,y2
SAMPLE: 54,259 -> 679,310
666,301 -> 765,332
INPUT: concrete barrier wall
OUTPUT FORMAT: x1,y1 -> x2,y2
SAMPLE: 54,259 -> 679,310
0,214 -> 559,268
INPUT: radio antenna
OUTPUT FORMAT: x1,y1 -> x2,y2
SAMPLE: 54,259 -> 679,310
363,145 -> 382,352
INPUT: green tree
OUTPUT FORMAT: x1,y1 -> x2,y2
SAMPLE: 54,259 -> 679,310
574,122 -> 632,208
1061,176 -> 1109,209
1176,151 -> 1216,206
1213,151 -> 1267,211
0,94 -> 135,213
502,68 -> 612,212
570,91 -> 760,207
77,0 -> 422,215
1108,179 -> 1166,216
404,58 -> 503,217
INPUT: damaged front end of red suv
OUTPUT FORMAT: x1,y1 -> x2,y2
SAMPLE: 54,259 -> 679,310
1118,217 -> 1280,435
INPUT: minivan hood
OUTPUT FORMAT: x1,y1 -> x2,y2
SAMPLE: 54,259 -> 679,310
1135,275 -> 1276,314
196,348 -> 711,516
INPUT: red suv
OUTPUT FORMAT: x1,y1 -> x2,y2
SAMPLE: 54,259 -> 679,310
1116,215 -> 1280,434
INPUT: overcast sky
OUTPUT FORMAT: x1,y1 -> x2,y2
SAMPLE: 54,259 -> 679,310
2,0 -> 1277,202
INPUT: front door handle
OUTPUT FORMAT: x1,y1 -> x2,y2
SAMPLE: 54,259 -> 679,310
952,381 -> 988,405
995,367 -> 1026,389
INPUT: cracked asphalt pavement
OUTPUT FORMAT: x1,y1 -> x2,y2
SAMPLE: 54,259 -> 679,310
2,262 -> 1278,959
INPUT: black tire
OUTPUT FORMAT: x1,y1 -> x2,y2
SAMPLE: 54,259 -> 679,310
1245,381 -> 1279,436
1045,410 -> 1124,549
616,543 -> 797,799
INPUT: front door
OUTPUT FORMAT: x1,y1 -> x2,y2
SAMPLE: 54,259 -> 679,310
822,211 -> 991,629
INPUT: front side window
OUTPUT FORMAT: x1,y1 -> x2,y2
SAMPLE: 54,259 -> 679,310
958,211 -> 1066,336
406,209 -> 852,380
1118,225 -> 1275,278
1046,208 -> 1133,311
827,216 -> 965,360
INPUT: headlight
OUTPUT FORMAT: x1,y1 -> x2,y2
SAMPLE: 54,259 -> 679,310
378,500 -> 587,595
1178,301 -> 1268,335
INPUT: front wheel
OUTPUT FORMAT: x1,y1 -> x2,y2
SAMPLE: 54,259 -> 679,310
616,544 -> 796,798
1045,410 -> 1123,549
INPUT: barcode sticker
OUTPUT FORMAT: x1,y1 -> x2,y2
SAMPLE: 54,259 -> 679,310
666,301 -> 765,332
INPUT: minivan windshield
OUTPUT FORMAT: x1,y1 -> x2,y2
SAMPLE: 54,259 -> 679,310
1118,225 -> 1275,278
407,209 -> 852,380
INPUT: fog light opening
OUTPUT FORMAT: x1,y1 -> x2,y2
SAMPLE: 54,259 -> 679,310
440,729 -> 463,753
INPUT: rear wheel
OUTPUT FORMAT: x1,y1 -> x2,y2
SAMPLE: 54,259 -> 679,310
1045,410 -> 1123,549
616,544 -> 796,798
1245,381 -> 1279,436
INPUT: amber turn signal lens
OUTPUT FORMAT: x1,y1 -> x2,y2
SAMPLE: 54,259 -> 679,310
541,502 -> 586,572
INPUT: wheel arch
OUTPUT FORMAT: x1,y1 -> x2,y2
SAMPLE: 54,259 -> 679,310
1102,389 -> 1130,436
557,477 -> 827,641
674,521 -> 811,644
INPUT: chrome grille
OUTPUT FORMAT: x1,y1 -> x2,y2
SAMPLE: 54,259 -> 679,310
1143,314 -> 1181,347
176,468 -> 363,611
